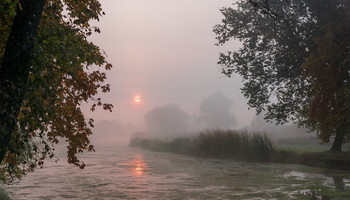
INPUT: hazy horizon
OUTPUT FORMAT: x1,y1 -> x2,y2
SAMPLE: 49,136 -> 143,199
82,0 -> 257,128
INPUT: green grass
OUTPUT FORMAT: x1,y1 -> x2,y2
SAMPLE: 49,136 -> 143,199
275,136 -> 331,153
276,144 -> 330,153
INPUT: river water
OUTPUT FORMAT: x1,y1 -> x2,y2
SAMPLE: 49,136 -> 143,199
2,145 -> 350,199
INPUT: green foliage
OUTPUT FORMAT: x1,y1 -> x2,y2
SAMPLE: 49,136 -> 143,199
214,0 -> 350,148
0,0 -> 112,182
214,0 -> 317,122
301,19 -> 350,143
0,0 -> 18,56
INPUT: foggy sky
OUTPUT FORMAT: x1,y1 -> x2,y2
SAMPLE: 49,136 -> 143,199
84,0 -> 256,128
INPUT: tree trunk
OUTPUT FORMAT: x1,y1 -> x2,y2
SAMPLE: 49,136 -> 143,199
0,0 -> 46,163
329,130 -> 344,152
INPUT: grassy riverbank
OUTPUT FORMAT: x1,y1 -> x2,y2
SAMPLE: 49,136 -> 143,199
129,129 -> 350,170
130,129 -> 274,162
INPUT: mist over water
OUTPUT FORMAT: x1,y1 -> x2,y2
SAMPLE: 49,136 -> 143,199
3,145 -> 350,199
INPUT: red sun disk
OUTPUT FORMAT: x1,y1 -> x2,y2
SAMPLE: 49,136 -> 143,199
134,95 -> 141,103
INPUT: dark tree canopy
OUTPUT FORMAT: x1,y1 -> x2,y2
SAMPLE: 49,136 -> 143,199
0,0 -> 112,181
214,0 -> 350,151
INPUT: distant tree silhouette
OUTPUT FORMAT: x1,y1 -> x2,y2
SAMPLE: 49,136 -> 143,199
145,103 -> 188,136
199,91 -> 237,129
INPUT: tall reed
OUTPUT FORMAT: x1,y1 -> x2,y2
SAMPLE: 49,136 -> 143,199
129,129 -> 274,162
192,129 -> 274,161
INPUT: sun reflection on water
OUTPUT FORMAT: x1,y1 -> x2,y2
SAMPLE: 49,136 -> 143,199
130,155 -> 148,176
